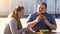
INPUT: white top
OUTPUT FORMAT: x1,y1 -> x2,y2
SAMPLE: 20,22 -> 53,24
4,18 -> 27,34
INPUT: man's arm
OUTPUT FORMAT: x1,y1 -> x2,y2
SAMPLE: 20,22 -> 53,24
44,19 -> 57,30
43,15 -> 57,30
27,15 -> 42,28
27,21 -> 38,28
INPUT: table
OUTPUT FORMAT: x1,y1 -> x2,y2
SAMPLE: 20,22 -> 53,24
25,30 -> 60,34
34,32 -> 60,34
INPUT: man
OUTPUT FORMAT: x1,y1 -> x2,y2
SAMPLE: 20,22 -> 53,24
27,2 -> 57,32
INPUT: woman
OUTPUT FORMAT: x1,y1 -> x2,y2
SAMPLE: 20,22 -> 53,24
4,6 -> 28,34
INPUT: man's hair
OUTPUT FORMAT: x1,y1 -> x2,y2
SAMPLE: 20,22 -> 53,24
38,2 -> 47,8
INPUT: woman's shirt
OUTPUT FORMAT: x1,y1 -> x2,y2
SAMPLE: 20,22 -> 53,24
4,18 -> 27,34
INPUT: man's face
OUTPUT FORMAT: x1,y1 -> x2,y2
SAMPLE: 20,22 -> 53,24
37,4 -> 47,14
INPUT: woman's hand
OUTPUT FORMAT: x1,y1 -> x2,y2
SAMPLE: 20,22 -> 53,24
24,27 -> 30,31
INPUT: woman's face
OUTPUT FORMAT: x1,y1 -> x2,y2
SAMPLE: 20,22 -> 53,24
18,9 -> 24,18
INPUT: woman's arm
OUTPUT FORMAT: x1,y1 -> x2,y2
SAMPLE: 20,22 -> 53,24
9,18 -> 27,34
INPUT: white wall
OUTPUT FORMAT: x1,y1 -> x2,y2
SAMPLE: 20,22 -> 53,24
0,0 -> 38,16
0,0 -> 60,17
47,0 -> 55,14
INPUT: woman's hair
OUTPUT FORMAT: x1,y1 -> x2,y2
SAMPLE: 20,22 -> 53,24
8,6 -> 24,18
38,2 -> 47,8
8,6 -> 24,30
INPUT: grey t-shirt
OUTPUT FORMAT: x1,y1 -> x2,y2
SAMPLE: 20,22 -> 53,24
4,18 -> 27,34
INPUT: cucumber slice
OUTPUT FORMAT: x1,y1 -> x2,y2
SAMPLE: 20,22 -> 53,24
39,30 -> 49,33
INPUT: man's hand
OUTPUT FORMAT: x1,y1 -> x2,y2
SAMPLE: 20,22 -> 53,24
35,15 -> 42,23
27,15 -> 43,29
42,15 -> 50,25
41,15 -> 46,20
42,16 -> 57,30
44,19 -> 50,25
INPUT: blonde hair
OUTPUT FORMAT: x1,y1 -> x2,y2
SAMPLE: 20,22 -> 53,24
8,6 -> 24,19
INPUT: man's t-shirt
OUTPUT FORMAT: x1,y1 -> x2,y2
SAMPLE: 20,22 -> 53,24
27,12 -> 56,32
